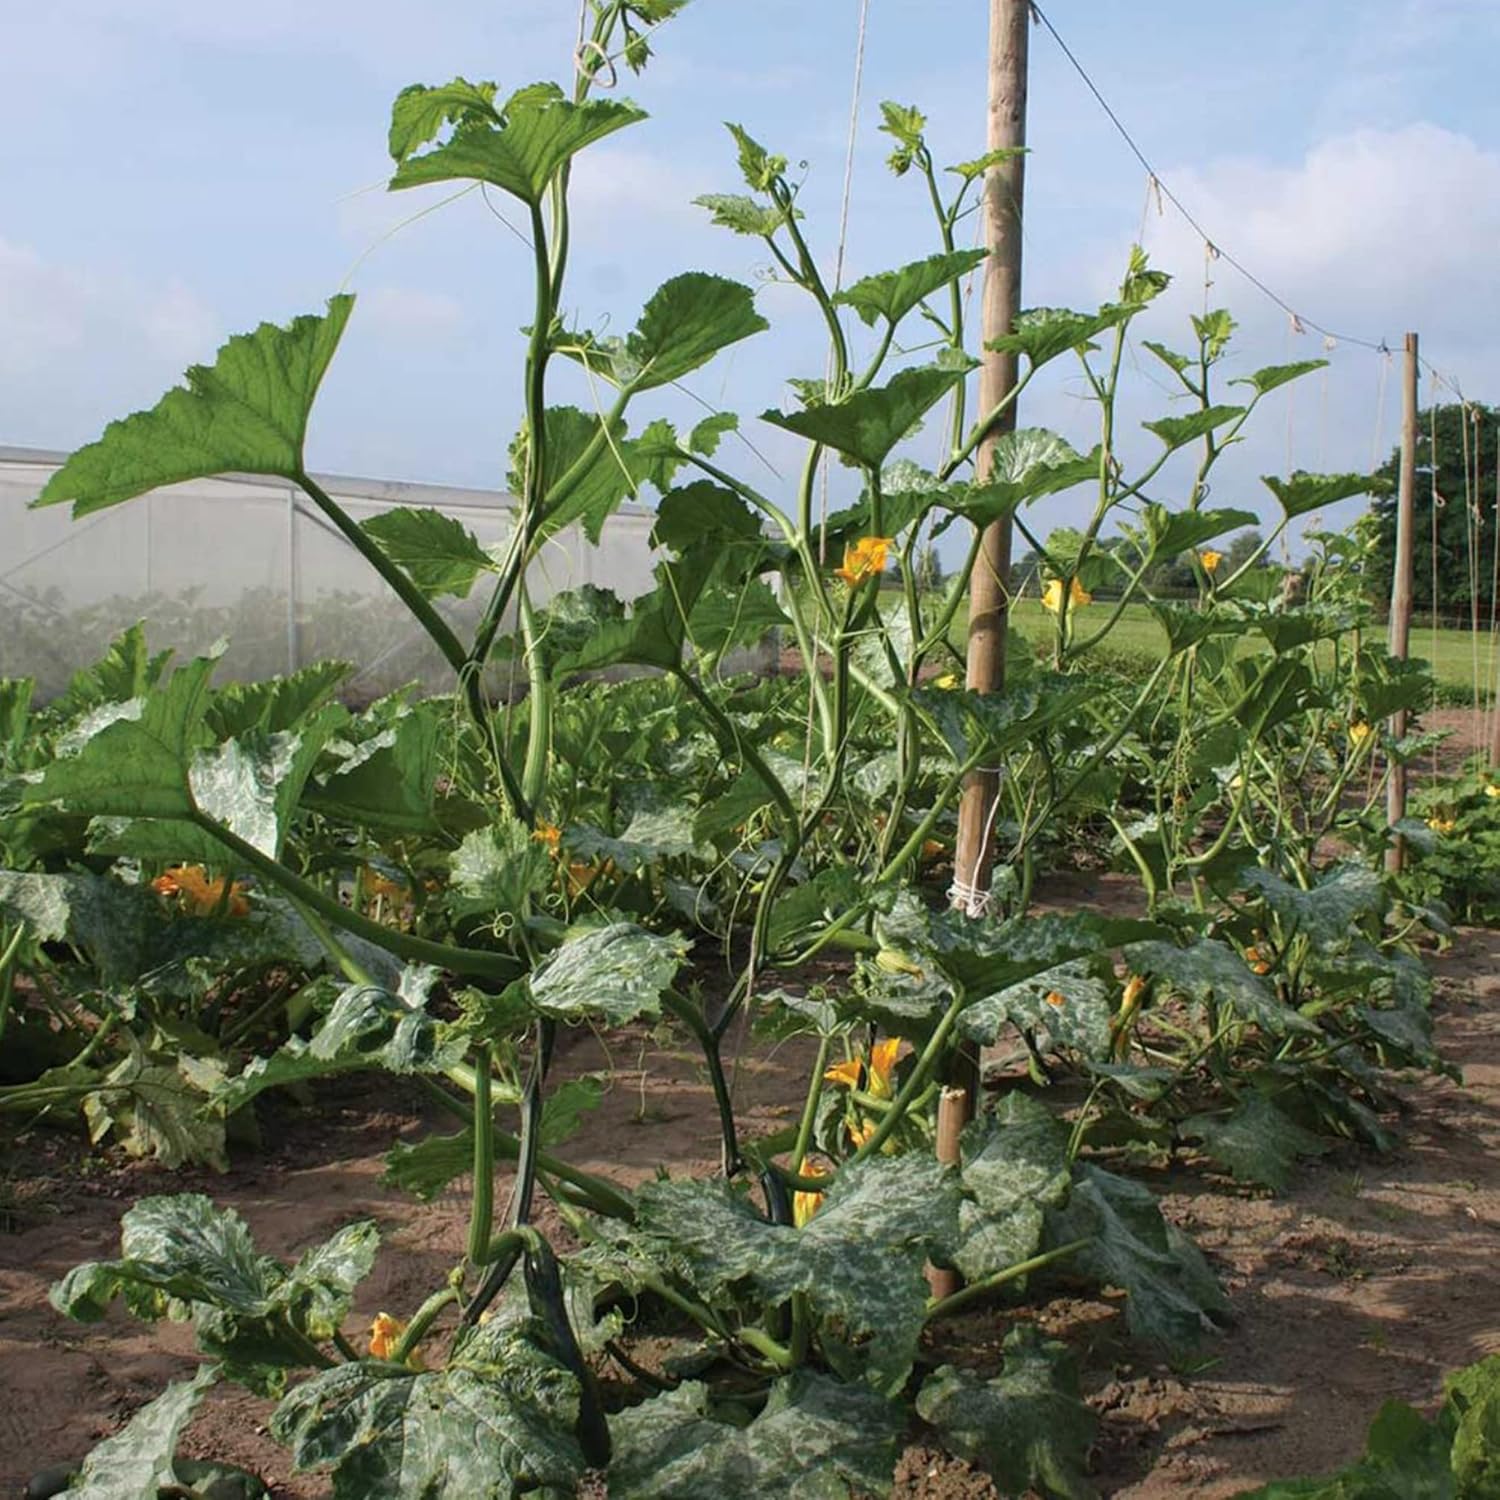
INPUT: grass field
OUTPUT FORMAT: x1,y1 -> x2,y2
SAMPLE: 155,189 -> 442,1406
926,595 -> 1500,699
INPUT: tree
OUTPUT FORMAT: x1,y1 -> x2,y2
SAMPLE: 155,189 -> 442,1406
1371,402 -> 1499,620
1223,528 -> 1264,573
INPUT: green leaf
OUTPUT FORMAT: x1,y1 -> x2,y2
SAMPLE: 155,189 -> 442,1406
934,429 -> 1097,533
306,702 -> 443,834
360,507 -> 494,600
1181,1092 -> 1328,1192
1241,863 -> 1384,942
833,249 -> 989,328
34,298 -> 354,516
389,94 -> 645,206
1048,1165 -> 1226,1351
449,820 -> 553,924
1232,359 -> 1327,398
625,273 -> 768,391
946,146 -> 1025,181
986,303 -> 1137,370
1148,602 -> 1237,655
528,921 -> 689,1025
726,122 -> 787,191
273,1324 -> 584,1498
637,1153 -> 960,1391
609,1371 -> 905,1499
689,410 -> 739,456
1448,1356 -> 1500,1494
913,674 -> 1096,767
205,661 -> 351,739
1125,938 -> 1318,1036
760,365 -> 965,469
527,405 -> 648,546
1263,470 -> 1376,520
68,1365 -> 219,1500
959,957 -> 1115,1060
28,650 -> 219,820
216,978 -> 467,1113
1143,404 -> 1246,452
652,481 -> 763,553
917,1326 -> 1098,1500
388,77 -> 500,163
954,1094 -> 1071,1280
693,192 -> 794,236
1142,503 -> 1260,559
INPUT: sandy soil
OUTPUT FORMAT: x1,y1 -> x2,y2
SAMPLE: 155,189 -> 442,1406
2,917 -> 1497,1498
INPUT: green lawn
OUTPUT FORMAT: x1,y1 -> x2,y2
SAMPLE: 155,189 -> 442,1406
916,594 -> 1500,698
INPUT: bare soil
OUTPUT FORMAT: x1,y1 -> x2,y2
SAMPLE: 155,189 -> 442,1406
3,910 -> 1498,1498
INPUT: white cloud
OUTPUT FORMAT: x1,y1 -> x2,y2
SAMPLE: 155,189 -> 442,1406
0,235 -> 219,446
360,285 -> 464,339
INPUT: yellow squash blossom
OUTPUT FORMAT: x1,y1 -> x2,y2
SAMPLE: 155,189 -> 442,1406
825,1037 -> 904,1100
1041,576 -> 1091,614
1486,784 -> 1500,800
793,1167 -> 826,1228
1198,549 -> 1223,574
835,535 -> 892,588
531,821 -> 562,856
1427,814 -> 1457,835
1044,990 -> 1067,1009
1348,721 -> 1372,746
933,673 -> 960,690
368,1312 -> 405,1360
151,865 -> 250,917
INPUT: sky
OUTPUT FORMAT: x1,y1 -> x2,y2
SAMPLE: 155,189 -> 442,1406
4,0 -> 1499,558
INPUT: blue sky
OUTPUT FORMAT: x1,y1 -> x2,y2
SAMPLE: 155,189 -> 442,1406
4,1 -> 1498,551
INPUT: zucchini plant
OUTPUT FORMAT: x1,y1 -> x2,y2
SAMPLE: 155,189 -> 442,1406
14,3 -> 1447,1495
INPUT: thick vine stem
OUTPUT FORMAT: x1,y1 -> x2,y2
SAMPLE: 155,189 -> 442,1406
188,814 -> 522,982
664,989 -> 742,1176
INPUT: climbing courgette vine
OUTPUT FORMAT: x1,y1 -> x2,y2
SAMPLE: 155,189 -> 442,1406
16,3 -> 1445,1495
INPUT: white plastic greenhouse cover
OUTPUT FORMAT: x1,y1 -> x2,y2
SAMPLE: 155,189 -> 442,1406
0,446 -> 684,702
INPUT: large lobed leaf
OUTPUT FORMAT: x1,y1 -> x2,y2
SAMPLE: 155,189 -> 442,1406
389,91 -> 645,205
528,921 -> 690,1026
635,1153 -> 960,1391
67,1365 -> 220,1500
1125,938 -> 1318,1037
917,1326 -> 1098,1500
609,1371 -> 905,1499
34,298 -> 354,516
273,1323 -> 584,1499
833,248 -> 988,328
761,364 -> 965,469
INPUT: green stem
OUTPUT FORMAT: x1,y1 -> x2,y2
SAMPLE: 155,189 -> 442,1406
925,1238 -> 1090,1321
390,1287 -> 461,1364
791,1035 -> 832,1173
190,815 -> 521,982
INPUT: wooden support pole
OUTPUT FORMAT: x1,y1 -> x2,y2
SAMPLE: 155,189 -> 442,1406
925,1086 -> 969,1302
1386,331 -> 1419,874
953,0 -> 1029,926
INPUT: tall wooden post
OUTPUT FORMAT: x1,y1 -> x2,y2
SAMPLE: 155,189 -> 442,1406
948,0 -> 1030,1099
1386,332 -> 1419,873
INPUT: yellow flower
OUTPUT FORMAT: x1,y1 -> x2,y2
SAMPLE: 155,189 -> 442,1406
151,865 -> 250,917
1041,576 -> 1091,614
1486,784 -> 1500,800
1244,945 -> 1272,976
368,1312 -> 405,1361
824,1037 -> 904,1101
1198,549 -> 1223,574
531,821 -> 562,856
1044,989 -> 1067,1009
1427,815 -> 1457,835
793,1167 -> 826,1228
1348,721 -> 1372,746
362,868 -> 408,909
835,535 -> 892,588
933,673 -> 960,691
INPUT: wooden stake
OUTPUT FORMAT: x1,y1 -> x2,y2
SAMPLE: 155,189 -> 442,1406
925,1086 -> 969,1301
1386,331 -> 1419,874
949,0 -> 1030,1102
